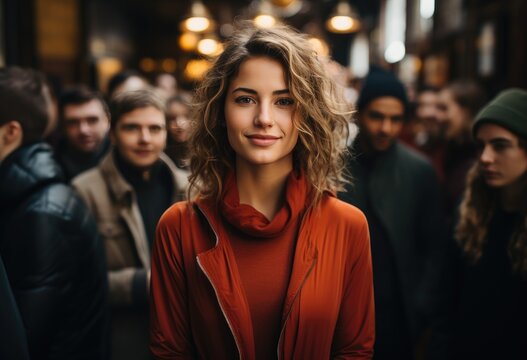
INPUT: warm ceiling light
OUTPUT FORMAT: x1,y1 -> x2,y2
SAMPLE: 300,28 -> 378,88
270,0 -> 297,6
139,58 -> 156,73
179,32 -> 199,51
184,59 -> 212,81
182,1 -> 212,33
329,16 -> 354,32
326,0 -> 361,34
185,17 -> 210,32
197,38 -> 219,56
253,0 -> 277,29
161,58 -> 177,73
254,14 -> 276,28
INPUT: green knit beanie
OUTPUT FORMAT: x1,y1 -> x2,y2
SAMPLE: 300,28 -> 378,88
473,88 -> 527,139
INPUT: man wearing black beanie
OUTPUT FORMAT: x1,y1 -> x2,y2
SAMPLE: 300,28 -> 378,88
339,68 -> 446,359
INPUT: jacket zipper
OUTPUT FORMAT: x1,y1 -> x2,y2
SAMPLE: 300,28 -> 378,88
276,258 -> 316,360
276,208 -> 316,360
195,205 -> 243,360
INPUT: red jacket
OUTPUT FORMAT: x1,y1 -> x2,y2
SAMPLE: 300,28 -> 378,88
150,194 -> 375,359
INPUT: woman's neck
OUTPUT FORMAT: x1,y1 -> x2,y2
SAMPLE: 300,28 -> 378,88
235,159 -> 292,221
499,176 -> 527,212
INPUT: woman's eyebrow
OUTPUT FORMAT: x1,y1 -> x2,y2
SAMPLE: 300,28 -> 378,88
232,87 -> 256,94
231,87 -> 290,95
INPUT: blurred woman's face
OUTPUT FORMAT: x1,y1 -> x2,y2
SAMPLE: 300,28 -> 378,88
437,89 -> 470,140
167,101 -> 191,143
476,123 -> 527,188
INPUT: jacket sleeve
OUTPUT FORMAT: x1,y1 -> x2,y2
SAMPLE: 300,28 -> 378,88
108,267 -> 148,305
0,255 -> 30,360
332,218 -> 375,359
149,209 -> 196,359
6,210 -> 73,358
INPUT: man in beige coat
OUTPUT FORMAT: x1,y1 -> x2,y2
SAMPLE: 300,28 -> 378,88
73,88 -> 187,359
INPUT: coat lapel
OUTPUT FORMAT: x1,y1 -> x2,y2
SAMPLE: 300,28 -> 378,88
100,153 -> 151,268
120,202 -> 150,268
195,202 -> 255,360
280,207 -> 318,324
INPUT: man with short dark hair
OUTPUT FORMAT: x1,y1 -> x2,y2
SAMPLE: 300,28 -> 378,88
72,88 -> 187,360
339,68 -> 445,359
56,85 -> 111,181
0,67 -> 109,359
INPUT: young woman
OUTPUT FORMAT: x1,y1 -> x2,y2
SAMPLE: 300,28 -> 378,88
437,81 -> 486,219
453,88 -> 527,359
149,23 -> 375,359
165,93 -> 192,170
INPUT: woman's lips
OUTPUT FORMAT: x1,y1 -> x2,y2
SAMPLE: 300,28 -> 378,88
483,170 -> 499,179
246,134 -> 280,146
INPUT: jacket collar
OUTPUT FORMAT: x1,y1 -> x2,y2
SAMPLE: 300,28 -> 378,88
98,151 -> 134,206
0,142 -> 63,204
98,151 -> 185,206
194,196 -> 319,358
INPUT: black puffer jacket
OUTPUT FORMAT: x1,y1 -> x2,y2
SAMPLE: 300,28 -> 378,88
0,254 -> 29,360
0,142 -> 109,360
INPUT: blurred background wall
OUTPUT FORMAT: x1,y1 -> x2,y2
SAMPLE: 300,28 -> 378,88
1,0 -> 526,97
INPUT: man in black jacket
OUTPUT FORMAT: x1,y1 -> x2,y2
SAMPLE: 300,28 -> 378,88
0,254 -> 29,360
339,68 -> 446,359
0,67 -> 109,359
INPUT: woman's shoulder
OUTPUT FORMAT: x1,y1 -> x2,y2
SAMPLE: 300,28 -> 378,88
305,195 -> 370,257
315,194 -> 368,228
158,200 -> 195,226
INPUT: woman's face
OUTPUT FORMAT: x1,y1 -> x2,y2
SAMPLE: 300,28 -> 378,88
167,101 -> 191,143
224,56 -> 299,173
437,89 -> 470,140
476,123 -> 527,188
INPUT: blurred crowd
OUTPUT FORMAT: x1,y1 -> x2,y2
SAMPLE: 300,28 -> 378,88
1,51 -> 526,360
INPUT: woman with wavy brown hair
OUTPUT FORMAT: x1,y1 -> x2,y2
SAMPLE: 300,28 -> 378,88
451,88 -> 527,360
149,22 -> 374,359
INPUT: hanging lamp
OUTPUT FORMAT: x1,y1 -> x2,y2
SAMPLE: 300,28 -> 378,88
182,1 -> 213,33
326,0 -> 361,34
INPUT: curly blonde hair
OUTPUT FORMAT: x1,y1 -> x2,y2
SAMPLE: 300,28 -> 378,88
188,22 -> 353,205
455,160 -> 527,275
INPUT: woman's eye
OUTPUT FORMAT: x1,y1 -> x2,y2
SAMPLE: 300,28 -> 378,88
276,98 -> 294,106
235,96 -> 254,104
493,144 -> 507,152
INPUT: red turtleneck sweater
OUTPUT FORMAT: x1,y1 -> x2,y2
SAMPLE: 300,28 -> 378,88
220,171 -> 308,359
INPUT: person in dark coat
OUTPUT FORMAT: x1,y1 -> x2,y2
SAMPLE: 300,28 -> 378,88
0,66 -> 109,360
0,254 -> 29,360
450,88 -> 527,360
339,68 -> 446,359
